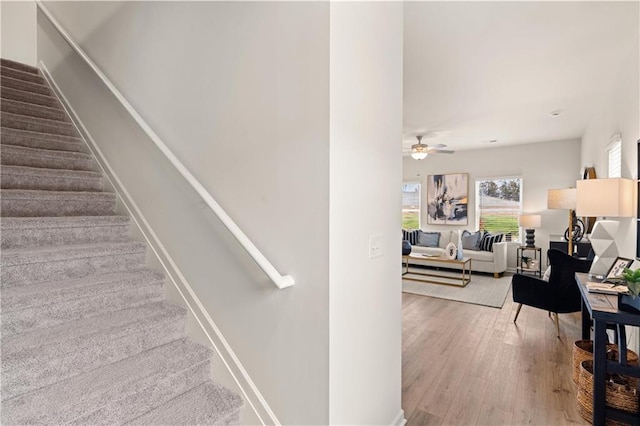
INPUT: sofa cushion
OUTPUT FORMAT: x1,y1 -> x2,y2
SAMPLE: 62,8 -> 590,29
461,230 -> 483,250
438,231 -> 454,248
417,231 -> 440,247
402,229 -> 420,245
479,232 -> 504,252
410,246 -> 444,256
463,249 -> 495,262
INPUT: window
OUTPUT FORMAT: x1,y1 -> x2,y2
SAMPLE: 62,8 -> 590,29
608,134 -> 622,178
475,177 -> 522,240
402,182 -> 420,229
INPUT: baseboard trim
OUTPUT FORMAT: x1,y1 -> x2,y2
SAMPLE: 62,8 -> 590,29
39,60 -> 280,426
391,409 -> 407,426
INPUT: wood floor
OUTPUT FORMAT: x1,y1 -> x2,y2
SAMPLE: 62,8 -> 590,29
402,286 -> 589,425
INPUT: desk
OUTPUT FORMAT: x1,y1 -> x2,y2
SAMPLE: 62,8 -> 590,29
575,272 -> 640,425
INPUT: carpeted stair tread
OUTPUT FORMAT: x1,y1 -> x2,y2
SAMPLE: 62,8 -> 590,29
1,65 -> 46,84
1,98 -> 69,122
0,74 -> 52,96
1,268 -> 165,335
1,338 -> 211,425
1,165 -> 103,191
1,240 -> 145,266
1,216 -> 131,249
1,86 -> 61,109
1,58 -> 39,74
130,381 -> 244,426
1,111 -> 78,136
1,144 -> 95,170
1,240 -> 146,287
1,301 -> 187,400
1,126 -> 86,152
1,189 -> 115,217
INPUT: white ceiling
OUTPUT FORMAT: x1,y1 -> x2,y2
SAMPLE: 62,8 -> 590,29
403,1 -> 639,153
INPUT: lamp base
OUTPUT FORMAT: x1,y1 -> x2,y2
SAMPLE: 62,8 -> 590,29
588,220 -> 620,276
525,228 -> 536,248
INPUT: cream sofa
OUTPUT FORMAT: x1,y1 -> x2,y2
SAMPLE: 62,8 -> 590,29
407,230 -> 507,277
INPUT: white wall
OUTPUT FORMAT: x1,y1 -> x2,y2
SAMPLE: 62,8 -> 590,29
1,0 -> 37,65
581,28 -> 639,260
403,139 -> 582,269
39,2 -> 330,424
329,2 -> 403,424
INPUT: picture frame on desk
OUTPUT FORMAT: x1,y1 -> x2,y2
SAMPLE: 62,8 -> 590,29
603,257 -> 634,283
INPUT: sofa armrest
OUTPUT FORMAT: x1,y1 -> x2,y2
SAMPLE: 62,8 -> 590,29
492,242 -> 508,273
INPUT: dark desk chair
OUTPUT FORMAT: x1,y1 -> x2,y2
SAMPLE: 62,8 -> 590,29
512,249 -> 593,338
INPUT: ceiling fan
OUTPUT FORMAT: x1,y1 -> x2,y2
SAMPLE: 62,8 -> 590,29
406,135 -> 454,160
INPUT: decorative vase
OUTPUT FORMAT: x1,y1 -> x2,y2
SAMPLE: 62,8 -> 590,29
445,242 -> 456,259
618,293 -> 640,314
402,240 -> 412,256
456,230 -> 464,260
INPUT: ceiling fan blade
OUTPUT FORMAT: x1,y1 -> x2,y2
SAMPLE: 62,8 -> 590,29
429,144 -> 447,149
427,149 -> 455,154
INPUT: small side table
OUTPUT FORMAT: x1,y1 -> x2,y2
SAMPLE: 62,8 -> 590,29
516,246 -> 542,277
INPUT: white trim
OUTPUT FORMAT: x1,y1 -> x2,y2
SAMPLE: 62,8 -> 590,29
390,409 -> 407,426
40,61 -> 280,426
35,0 -> 294,290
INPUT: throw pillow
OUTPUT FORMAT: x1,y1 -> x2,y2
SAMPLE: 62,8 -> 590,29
480,232 -> 504,252
402,229 -> 420,246
543,266 -> 551,281
417,231 -> 440,247
461,230 -> 482,250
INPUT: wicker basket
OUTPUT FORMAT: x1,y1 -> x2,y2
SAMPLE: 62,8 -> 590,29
572,340 -> 638,384
577,360 -> 639,425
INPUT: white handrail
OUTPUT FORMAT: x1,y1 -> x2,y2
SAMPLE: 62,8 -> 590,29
37,1 -> 294,289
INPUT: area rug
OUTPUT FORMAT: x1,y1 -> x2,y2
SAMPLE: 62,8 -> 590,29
402,270 -> 513,308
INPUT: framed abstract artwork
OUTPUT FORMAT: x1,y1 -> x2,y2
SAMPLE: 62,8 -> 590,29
426,173 -> 469,225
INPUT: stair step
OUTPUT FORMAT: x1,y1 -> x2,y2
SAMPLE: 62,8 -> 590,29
1,126 -> 87,152
1,301 -> 186,400
1,216 -> 131,249
1,165 -> 103,191
1,65 -> 46,85
1,338 -> 211,425
1,189 -> 115,218
1,86 -> 61,109
1,111 -> 78,137
1,98 -> 68,122
1,240 -> 144,287
130,381 -> 243,425
1,268 -> 165,336
1,58 -> 39,74
1,144 -> 95,170
0,74 -> 51,96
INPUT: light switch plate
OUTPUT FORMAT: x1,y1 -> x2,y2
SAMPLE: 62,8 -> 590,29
369,234 -> 383,259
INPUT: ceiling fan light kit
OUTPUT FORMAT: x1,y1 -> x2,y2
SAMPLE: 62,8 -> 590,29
408,135 -> 454,160
410,144 -> 429,160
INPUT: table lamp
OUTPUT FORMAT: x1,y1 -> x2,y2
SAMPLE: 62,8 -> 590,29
519,214 -> 541,248
576,178 -> 635,276
547,188 -> 576,255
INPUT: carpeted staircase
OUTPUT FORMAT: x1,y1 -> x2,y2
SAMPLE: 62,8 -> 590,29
0,58 -> 243,425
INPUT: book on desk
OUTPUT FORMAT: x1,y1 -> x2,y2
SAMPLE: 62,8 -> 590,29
587,281 -> 628,295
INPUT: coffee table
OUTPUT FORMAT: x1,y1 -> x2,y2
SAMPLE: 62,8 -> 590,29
402,254 -> 472,287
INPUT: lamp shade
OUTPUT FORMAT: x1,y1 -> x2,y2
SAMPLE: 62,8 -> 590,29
519,214 -> 541,228
547,188 -> 576,210
575,178 -> 635,218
